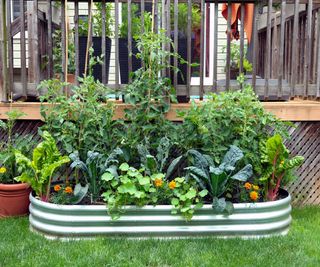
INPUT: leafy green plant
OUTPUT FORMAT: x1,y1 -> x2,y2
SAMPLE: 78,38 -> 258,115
176,85 -> 290,175
222,43 -> 252,73
52,29 -> 76,74
14,131 -> 70,201
120,4 -> 152,38
38,75 -> 118,160
170,177 -> 208,220
137,137 -> 172,175
101,163 -> 166,219
167,146 -> 253,214
69,148 -> 127,202
170,4 -> 201,37
260,134 -> 304,201
78,3 -> 113,37
123,30 -> 184,150
101,163 -> 206,220
0,109 -> 36,184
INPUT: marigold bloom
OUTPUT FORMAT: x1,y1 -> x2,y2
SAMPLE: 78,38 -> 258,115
0,167 -> 7,174
54,185 -> 61,192
64,186 -> 73,194
250,191 -> 259,201
169,181 -> 176,190
154,178 -> 163,188
253,185 -> 259,191
244,182 -> 251,190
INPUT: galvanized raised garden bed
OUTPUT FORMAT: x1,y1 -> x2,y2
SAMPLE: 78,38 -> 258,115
29,190 -> 292,239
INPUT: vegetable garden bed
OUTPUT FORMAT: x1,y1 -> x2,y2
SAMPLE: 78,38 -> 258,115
29,190 -> 291,239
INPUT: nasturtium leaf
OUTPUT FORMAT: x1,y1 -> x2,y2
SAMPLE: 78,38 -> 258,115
185,188 -> 197,199
101,172 -> 114,181
138,176 -> 150,185
199,189 -> 208,197
119,163 -> 129,172
171,198 -> 179,206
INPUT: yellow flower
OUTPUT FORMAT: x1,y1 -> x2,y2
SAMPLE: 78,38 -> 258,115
168,181 -> 176,190
54,185 -> 61,192
64,186 -> 73,194
154,178 -> 163,188
253,185 -> 259,191
244,182 -> 251,190
0,167 -> 7,174
250,191 -> 259,201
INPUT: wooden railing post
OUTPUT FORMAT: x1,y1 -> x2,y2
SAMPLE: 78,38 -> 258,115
0,0 -> 8,102
27,1 -> 40,85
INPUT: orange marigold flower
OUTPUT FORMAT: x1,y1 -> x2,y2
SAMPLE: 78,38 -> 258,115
54,185 -> 61,192
154,178 -> 163,188
250,191 -> 259,201
253,185 -> 259,191
64,186 -> 73,194
244,182 -> 252,190
168,181 -> 176,190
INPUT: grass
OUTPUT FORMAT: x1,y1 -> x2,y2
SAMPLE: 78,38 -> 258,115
0,207 -> 320,267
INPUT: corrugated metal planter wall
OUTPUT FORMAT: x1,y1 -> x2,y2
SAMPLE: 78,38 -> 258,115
29,191 -> 292,239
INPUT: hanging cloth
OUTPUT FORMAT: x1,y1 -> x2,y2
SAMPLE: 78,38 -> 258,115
221,3 -> 254,43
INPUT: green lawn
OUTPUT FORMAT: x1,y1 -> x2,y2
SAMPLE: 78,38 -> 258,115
1,207 -> 320,267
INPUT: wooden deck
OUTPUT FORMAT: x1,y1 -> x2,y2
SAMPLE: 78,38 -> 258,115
0,100 -> 319,121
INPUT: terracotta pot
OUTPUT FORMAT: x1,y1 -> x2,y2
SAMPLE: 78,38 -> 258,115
0,183 -> 31,218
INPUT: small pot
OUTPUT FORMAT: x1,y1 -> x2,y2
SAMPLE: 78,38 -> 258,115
0,183 -> 31,218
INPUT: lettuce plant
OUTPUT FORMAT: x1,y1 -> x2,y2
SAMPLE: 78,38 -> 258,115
15,131 -> 70,201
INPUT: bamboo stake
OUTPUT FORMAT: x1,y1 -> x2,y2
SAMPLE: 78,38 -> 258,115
84,0 -> 93,77
64,0 -> 68,89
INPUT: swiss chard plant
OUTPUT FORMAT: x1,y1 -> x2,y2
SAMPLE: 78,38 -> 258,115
14,131 -> 70,201
260,134 -> 304,201
167,145 -> 253,213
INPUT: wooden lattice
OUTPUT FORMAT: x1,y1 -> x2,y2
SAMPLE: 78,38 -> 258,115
1,121 -> 319,207
286,122 -> 320,206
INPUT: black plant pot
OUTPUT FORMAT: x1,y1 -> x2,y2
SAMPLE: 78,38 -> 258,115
78,36 -> 111,83
171,37 -> 195,86
170,37 -> 195,103
230,67 -> 239,80
119,38 -> 142,84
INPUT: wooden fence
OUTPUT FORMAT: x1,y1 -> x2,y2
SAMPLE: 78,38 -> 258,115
0,0 -> 320,102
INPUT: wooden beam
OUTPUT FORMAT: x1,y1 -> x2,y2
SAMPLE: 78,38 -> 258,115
1,101 -> 320,121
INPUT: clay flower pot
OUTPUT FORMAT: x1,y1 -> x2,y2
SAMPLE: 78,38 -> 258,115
0,183 -> 31,218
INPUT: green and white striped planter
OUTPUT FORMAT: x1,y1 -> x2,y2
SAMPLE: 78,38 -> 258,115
29,190 -> 292,239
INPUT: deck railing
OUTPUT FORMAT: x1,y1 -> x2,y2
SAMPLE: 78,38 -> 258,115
0,0 -> 320,102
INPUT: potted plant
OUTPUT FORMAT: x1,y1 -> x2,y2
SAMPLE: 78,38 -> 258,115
222,43 -> 253,79
78,3 -> 113,82
52,29 -> 76,84
119,4 -> 152,84
0,110 -> 36,217
170,3 -> 201,85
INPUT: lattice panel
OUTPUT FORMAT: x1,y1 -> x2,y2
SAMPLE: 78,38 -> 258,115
1,121 -> 320,207
286,122 -> 320,206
